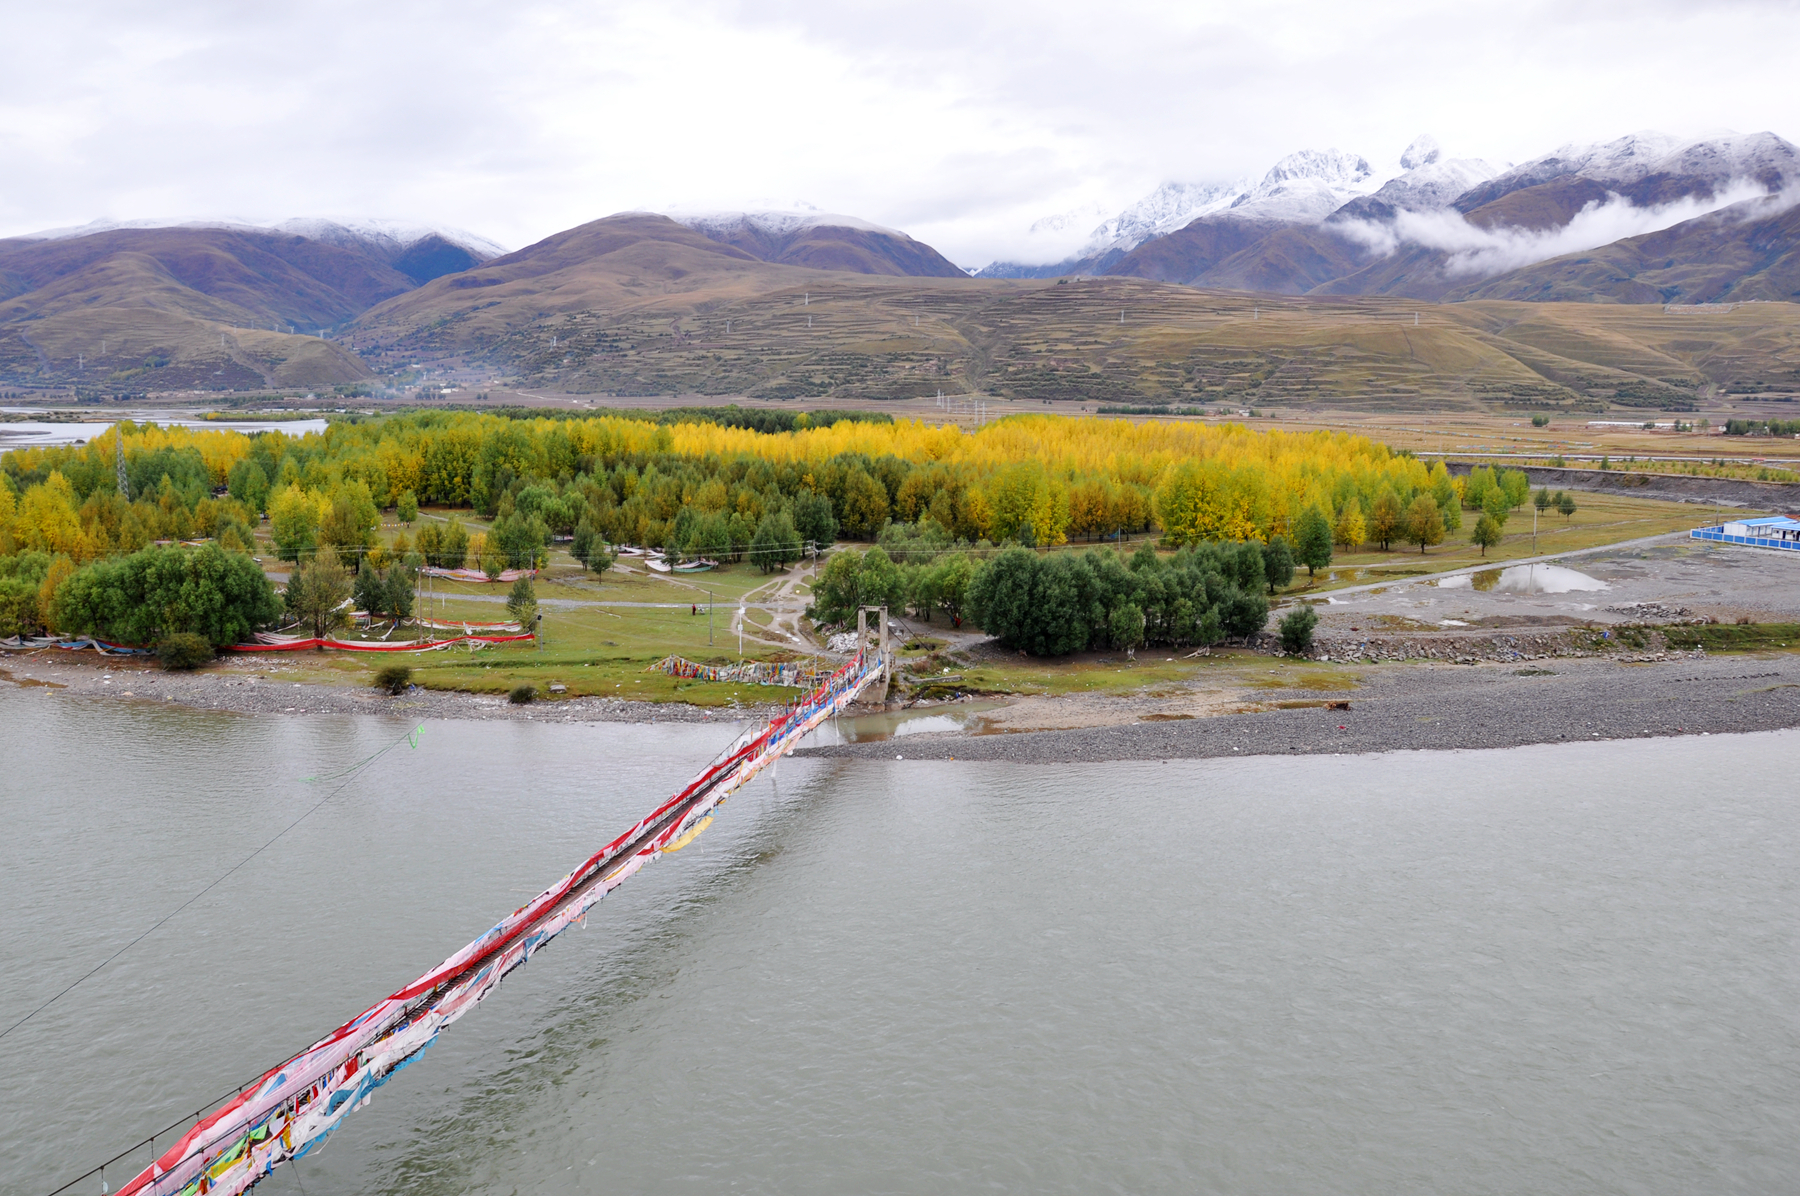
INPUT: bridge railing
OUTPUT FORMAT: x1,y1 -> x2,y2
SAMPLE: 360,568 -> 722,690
97,642 -> 889,1196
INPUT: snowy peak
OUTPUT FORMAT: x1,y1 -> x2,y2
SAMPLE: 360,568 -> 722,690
1080,180 -> 1251,255
1455,130 -> 1800,217
1222,148 -> 1379,224
1400,135 -> 1442,171
1252,148 -> 1374,194
1344,155 -> 1503,217
663,207 -> 964,278
669,207 -> 903,239
273,218 -> 508,261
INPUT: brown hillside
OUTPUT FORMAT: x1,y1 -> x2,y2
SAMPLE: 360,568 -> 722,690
1105,218 -> 1269,285
1450,200 -> 1800,305
691,221 -> 967,277
0,228 -> 384,388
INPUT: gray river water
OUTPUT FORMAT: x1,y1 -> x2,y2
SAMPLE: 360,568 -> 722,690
1,686 -> 1795,1195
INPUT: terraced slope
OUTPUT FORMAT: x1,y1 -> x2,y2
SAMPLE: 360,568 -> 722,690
377,266 -> 1800,410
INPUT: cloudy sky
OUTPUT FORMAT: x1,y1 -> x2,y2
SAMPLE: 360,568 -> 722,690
4,0 -> 1798,267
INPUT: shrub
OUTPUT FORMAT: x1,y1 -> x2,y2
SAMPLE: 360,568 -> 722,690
156,632 -> 214,671
509,684 -> 536,704
372,664 -> 412,694
1278,605 -> 1318,655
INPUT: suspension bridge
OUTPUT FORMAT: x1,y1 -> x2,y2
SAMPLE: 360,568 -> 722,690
83,610 -> 894,1196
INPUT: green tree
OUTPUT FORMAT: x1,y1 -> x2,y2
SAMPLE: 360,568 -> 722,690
1263,535 -> 1294,592
379,561 -> 415,623
506,576 -> 538,629
268,483 -> 319,562
1402,494 -> 1445,553
929,552 -> 976,624
749,510 -> 802,573
1472,512 -> 1503,555
227,458 -> 270,514
1278,604 -> 1318,654
439,517 -> 470,569
791,491 -> 838,548
1499,469 -> 1531,510
396,489 -> 418,524
1534,487 -> 1552,513
1482,487 -> 1511,528
353,557 -> 388,615
1557,492 -> 1577,520
53,543 -> 278,646
318,480 -> 378,559
490,511 -> 550,569
1294,506 -> 1333,577
1108,601 -> 1146,655
284,548 -> 353,641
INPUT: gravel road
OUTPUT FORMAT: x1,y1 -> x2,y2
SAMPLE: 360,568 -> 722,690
796,653 -> 1800,762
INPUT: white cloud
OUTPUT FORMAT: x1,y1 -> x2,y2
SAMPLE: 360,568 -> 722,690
2,0 -> 1799,265
1335,180 -> 1779,277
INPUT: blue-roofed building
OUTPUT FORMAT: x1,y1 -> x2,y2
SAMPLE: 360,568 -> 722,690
1691,516 -> 1800,550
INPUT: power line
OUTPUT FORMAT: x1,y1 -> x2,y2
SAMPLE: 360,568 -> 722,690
0,723 -> 425,1047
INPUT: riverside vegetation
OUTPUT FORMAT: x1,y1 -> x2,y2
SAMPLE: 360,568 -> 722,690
0,407 -> 1691,684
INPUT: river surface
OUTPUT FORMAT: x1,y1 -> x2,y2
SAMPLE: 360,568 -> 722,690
2,687 -> 1795,1195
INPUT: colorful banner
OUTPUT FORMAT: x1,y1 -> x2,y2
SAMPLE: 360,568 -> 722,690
110,647 -> 888,1196
418,567 -> 538,583
227,632 -> 535,653
650,655 -> 829,688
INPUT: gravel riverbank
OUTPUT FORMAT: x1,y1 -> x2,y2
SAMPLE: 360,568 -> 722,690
798,653 -> 1800,763
0,653 -> 783,724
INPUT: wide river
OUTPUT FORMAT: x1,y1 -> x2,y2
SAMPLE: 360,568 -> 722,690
2,686 -> 1794,1195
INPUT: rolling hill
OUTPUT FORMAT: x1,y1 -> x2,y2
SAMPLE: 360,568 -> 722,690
671,210 -> 966,277
347,226 -> 1800,411
0,227 -> 404,390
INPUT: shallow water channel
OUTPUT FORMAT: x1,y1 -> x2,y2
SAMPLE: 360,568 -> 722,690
2,686 -> 1795,1195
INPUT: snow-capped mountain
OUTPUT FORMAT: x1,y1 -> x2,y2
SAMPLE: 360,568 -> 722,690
15,215 -> 506,260
1080,181 -> 1251,257
666,206 -> 966,278
1330,137 -> 1504,222
1222,148 -> 1378,223
975,146 -> 1383,276
1455,130 -> 1800,215
669,206 -> 904,239
273,218 -> 508,261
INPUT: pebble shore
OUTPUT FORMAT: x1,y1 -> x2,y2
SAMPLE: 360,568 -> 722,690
798,653 -> 1800,763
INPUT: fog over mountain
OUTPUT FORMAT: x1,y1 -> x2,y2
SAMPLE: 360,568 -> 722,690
968,129 -> 1800,302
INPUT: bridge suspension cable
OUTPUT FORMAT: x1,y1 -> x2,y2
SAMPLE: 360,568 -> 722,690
74,625 -> 890,1196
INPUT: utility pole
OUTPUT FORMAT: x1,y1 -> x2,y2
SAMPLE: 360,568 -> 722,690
708,589 -> 714,646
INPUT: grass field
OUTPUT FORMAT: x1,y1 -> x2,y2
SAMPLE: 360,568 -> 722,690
1294,489 -> 1728,593
241,486 -> 1721,704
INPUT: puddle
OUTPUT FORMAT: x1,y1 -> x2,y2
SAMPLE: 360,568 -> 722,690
1435,565 -> 1606,595
805,700 -> 1007,745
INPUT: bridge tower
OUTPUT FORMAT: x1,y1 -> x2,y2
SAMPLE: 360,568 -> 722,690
855,605 -> 892,705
